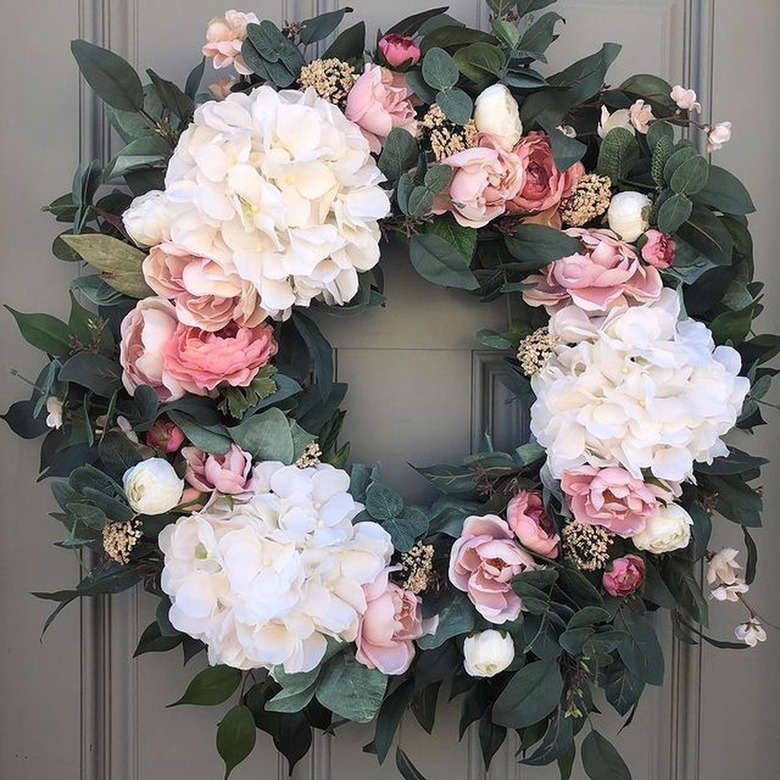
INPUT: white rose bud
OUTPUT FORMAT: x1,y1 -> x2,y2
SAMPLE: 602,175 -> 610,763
122,190 -> 171,247
473,84 -> 523,151
463,630 -> 515,678
607,191 -> 652,243
632,503 -> 693,555
123,458 -> 184,515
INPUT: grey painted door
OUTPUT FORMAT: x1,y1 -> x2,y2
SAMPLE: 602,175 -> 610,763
1,1 -> 779,779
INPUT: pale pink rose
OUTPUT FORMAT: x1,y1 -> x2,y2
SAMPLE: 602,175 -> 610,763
378,33 -> 421,68
629,100 -> 654,134
602,554 -> 645,597
437,134 -> 525,228
162,321 -> 278,395
507,131 -> 584,214
202,10 -> 259,76
671,85 -> 701,113
506,490 -> 560,558
561,466 -> 669,538
182,444 -> 252,495
344,64 -> 417,154
355,568 -> 435,675
707,121 -> 732,152
449,515 -> 538,624
143,243 -> 266,332
641,229 -> 676,269
523,227 -> 663,313
208,77 -> 237,100
119,297 -> 185,402
145,418 -> 185,453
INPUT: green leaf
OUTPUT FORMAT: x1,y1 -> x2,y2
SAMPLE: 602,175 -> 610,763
1,400 -> 49,439
147,69 -> 194,124
5,307 -> 71,356
167,412 -> 232,455
539,120 -> 587,171
292,312 -> 333,399
657,193 -> 693,234
669,155 -> 709,196
493,659 -> 563,728
422,47 -> 460,91
414,462 -> 477,495
229,407 -> 294,464
705,474 -> 762,527
375,681 -> 415,763
646,120 -> 675,151
516,0 -> 558,15
99,430 -> 142,477
71,39 -> 144,112
581,731 -> 632,780
743,526 -> 758,585
604,662 -> 644,716
217,705 -> 257,779
316,652 -> 387,723
322,21 -> 366,61
395,747 -> 428,780
425,215 -> 477,262
663,146 -> 697,182
382,507 -> 429,552
60,352 -> 122,396
517,12 -> 564,59
695,166 -> 755,215
104,136 -> 170,180
521,711 -> 574,767
619,73 -> 676,114
436,88 -> 473,125
452,42 -> 506,83
409,233 -> 479,290
365,483 -> 404,520
504,224 -> 581,268
169,665 -> 242,707
299,6 -> 353,45
688,502 -> 712,561
416,591 -> 474,649
597,127 -> 640,183
615,611 -> 664,686
185,58 -> 205,100
60,233 -> 152,298
548,43 -> 622,102
388,7 -> 448,37
377,127 -> 418,182
678,207 -> 734,266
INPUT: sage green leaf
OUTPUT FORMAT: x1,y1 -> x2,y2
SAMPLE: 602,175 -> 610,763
316,652 -> 388,723
217,705 -> 257,779
521,711 -> 574,767
548,43 -> 621,102
396,748 -> 428,780
299,6 -> 353,44
409,233 -> 479,290
604,663 -> 644,716
185,57 -> 205,100
422,47 -> 460,91
651,137 -> 674,187
71,39 -> 144,112
425,216 -> 476,263
99,430 -> 142,476
365,483 -> 404,520
375,681 -> 415,763
504,224 -> 581,268
646,120 -> 674,151
436,88 -> 473,125
657,193 -> 693,234
539,120 -> 587,171
416,591 -> 474,649
168,412 -> 232,455
597,127 -> 640,183
388,7 -> 448,37
493,659 -> 563,728
169,665 -> 242,707
678,207 -> 734,265
516,0 -> 558,16
669,154 -> 709,196
292,312 -> 334,399
1,400 -> 48,439
695,165 -> 756,215
265,683 -> 319,713
103,136 -> 170,181
229,407 -> 294,464
147,69 -> 194,123
322,21 -> 365,61
517,12 -> 563,59
382,506 -> 429,551
378,127 -> 418,182
615,611 -> 664,686
663,146 -> 697,182
5,307 -> 71,356
452,42 -> 506,83
581,731 -> 632,780
60,352 -> 122,396
619,73 -> 676,114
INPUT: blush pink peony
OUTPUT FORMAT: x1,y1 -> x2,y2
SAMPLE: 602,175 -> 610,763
560,466 -> 668,538
182,444 -> 252,495
344,64 -> 417,154
378,33 -> 421,67
508,131 -> 584,214
119,297 -> 185,402
507,490 -> 560,558
202,10 -> 258,75
641,229 -> 676,269
523,227 -> 663,313
355,568 -> 434,675
163,321 -> 278,395
449,515 -> 538,624
602,554 -> 645,597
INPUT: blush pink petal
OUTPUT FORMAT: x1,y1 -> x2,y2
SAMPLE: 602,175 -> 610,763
602,554 -> 645,597
507,490 -> 560,558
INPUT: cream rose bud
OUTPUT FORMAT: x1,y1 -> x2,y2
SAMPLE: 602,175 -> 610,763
473,84 -> 523,151
122,190 -> 171,247
632,503 -> 693,555
463,630 -> 515,678
123,458 -> 184,515
607,191 -> 652,243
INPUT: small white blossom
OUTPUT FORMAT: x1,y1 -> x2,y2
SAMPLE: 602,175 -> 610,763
45,397 -> 64,429
671,85 -> 702,113
735,619 -> 767,648
598,106 -> 634,138
463,630 -> 515,678
711,582 -> 750,602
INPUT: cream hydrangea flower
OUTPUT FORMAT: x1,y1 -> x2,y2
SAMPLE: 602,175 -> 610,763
532,289 -> 750,483
124,86 -> 391,319
158,462 -> 393,673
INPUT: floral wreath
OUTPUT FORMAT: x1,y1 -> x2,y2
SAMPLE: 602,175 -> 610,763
4,2 -> 776,778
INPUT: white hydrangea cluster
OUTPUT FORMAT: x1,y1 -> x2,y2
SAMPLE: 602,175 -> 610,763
123,86 -> 390,319
158,462 -> 393,673
531,289 -> 750,483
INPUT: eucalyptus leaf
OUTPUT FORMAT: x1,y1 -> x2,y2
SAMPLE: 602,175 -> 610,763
71,39 -> 144,112
493,659 -> 563,728
409,233 -> 479,290
316,652 -> 387,723
216,705 -> 257,779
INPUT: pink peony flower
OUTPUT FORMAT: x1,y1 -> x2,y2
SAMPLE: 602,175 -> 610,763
146,418 -> 185,453
143,243 -> 266,332
378,33 -> 421,68
202,10 -> 259,76
641,229 -> 676,269
163,321 -> 278,395
561,466 -> 669,538
523,227 -> 663,313
344,64 -> 417,154
355,568 -> 434,675
119,297 -> 185,402
449,515 -> 538,624
182,444 -> 252,495
602,554 -> 645,597
507,131 -> 584,214
506,490 -> 560,558
437,134 -> 525,228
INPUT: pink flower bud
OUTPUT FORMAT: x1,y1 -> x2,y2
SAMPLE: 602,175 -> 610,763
602,555 -> 645,598
707,121 -> 732,152
378,33 -> 421,68
146,418 -> 185,453
641,229 -> 676,269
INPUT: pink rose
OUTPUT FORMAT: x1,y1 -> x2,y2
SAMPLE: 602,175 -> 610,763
523,227 -> 663,313
507,490 -> 560,558
163,321 -> 278,395
119,297 -> 185,402
202,10 -> 259,76
378,33 -> 421,68
182,444 -> 252,495
602,555 -> 645,597
143,244 -> 266,332
449,515 -> 538,624
437,134 -> 525,228
561,466 -> 668,538
145,418 -> 185,453
508,131 -> 584,214
345,64 -> 417,154
641,229 -> 676,269
355,568 -> 434,675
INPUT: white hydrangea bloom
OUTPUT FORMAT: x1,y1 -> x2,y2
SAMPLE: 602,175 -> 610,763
158,463 -> 393,673
531,289 -> 750,483
125,86 -> 391,319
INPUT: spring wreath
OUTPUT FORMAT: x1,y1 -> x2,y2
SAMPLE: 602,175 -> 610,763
3,1 -> 777,778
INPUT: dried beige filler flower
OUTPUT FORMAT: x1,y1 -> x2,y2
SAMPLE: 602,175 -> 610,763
559,173 -> 613,227
102,519 -> 143,565
420,103 -> 478,161
561,521 -> 614,571
399,543 -> 435,594
298,58 -> 356,106
295,441 -> 323,469
516,326 -> 559,376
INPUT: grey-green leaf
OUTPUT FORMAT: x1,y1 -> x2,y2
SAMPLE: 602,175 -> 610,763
71,39 -> 144,112
581,731 -> 632,780
422,47 -> 460,91
492,659 -> 563,728
409,233 -> 479,290
216,705 -> 257,779
315,652 -> 388,723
